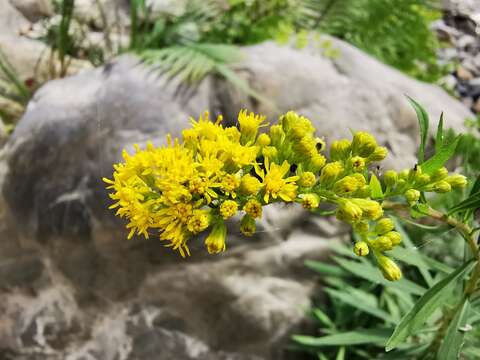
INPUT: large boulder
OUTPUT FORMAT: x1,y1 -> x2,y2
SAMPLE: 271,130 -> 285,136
0,39 -> 474,359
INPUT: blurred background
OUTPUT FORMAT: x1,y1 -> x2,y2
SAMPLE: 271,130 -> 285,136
0,0 -> 479,359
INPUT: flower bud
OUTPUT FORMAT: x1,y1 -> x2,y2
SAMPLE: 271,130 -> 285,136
240,174 -> 262,195
351,199 -> 383,220
368,146 -> 388,162
333,175 -> 361,195
356,185 -> 371,198
354,241 -> 369,256
262,146 -> 278,160
282,112 -> 315,140
240,214 -> 256,237
187,210 -> 211,234
446,174 -> 467,189
351,131 -> 377,157
238,110 -> 266,144
269,124 -> 285,145
385,231 -> 401,246
309,154 -> 326,172
377,255 -> 402,281
315,137 -> 326,152
300,193 -> 320,210
320,161 -> 344,185
375,218 -> 394,235
433,180 -> 451,193
330,139 -> 351,160
299,171 -> 316,187
350,156 -> 366,172
243,199 -> 262,219
431,167 -> 448,182
205,221 -> 227,254
353,221 -> 369,234
336,201 -> 363,223
256,133 -> 271,146
371,236 -> 393,251
404,189 -> 420,205
294,136 -> 317,158
415,174 -> 431,186
220,200 -> 238,219
399,169 -> 409,181
383,170 -> 398,187
352,173 -> 367,186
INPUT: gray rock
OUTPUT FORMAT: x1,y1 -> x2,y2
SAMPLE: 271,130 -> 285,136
10,0 -> 54,22
0,0 -> 31,36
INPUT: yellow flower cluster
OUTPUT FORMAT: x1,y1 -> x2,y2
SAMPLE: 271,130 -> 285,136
105,110 -> 467,281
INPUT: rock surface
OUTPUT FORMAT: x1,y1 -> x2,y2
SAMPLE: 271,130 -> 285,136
0,39 -> 474,359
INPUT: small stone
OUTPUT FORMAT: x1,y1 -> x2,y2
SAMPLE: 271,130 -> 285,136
457,65 -> 474,80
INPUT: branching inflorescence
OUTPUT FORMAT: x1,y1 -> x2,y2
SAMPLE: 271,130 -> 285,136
104,110 -> 467,281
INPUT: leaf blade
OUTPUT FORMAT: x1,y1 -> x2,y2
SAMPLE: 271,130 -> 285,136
385,260 -> 475,351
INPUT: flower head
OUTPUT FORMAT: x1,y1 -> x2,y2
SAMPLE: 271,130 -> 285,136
205,221 -> 227,254
256,159 -> 299,203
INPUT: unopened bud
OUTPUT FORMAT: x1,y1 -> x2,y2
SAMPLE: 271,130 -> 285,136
301,193 -> 320,210
336,201 -> 363,223
433,181 -> 451,193
446,174 -> 467,189
405,189 -> 420,205
368,146 -> 388,162
383,170 -> 398,187
320,161 -> 344,184
377,255 -> 402,281
431,167 -> 448,182
385,231 -> 402,246
371,236 -> 393,251
350,156 -> 366,172
330,139 -> 351,161
240,214 -> 256,237
354,241 -> 369,256
352,131 -> 377,157
256,133 -> 271,146
353,221 -> 369,234
299,172 -> 316,187
375,218 -> 394,235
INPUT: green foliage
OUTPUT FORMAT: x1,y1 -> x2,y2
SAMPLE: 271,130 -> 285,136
294,101 -> 480,359
311,0 -> 447,82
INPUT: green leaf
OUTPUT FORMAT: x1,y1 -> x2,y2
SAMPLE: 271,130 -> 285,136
448,191 -> 480,215
313,308 -> 336,328
421,135 -> 461,175
385,260 -> 476,351
333,257 -> 426,296
435,112 -> 444,152
325,288 -> 394,323
293,328 -> 392,347
369,173 -> 384,199
437,299 -> 471,360
305,260 -> 349,277
407,96 -> 429,163
336,346 -> 346,360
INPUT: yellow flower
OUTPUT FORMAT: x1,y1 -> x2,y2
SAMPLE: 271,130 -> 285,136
220,200 -> 238,219
255,158 -> 299,203
319,161 -> 344,185
298,171 -> 316,187
240,214 -> 256,236
446,175 -> 467,189
368,146 -> 388,162
351,198 -> 383,220
309,154 -> 326,172
205,221 -> 227,254
385,231 -> 402,246
354,241 -> 369,256
300,193 -> 320,210
330,139 -> 351,161
349,156 -> 366,172
256,133 -> 271,147
187,210 -> 211,233
189,177 -> 219,203
351,131 -> 377,157
281,111 -> 315,140
240,174 -> 262,195
333,175 -> 361,195
370,236 -> 393,251
238,110 -> 267,144
377,255 -> 402,281
244,199 -> 263,219
336,200 -> 363,223
383,170 -> 398,187
375,218 -> 394,235
221,174 -> 240,198
293,136 -> 317,158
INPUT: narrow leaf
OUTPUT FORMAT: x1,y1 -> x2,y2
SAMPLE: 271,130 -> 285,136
293,328 -> 392,347
313,308 -> 335,328
369,173 -> 383,199
421,135 -> 461,175
448,191 -> 480,215
305,260 -> 349,277
435,112 -> 444,152
385,260 -> 475,351
333,257 -> 426,296
407,96 -> 429,163
437,299 -> 471,360
325,288 -> 394,323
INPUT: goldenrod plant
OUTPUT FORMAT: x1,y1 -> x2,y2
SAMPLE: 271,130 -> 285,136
105,99 -> 479,358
